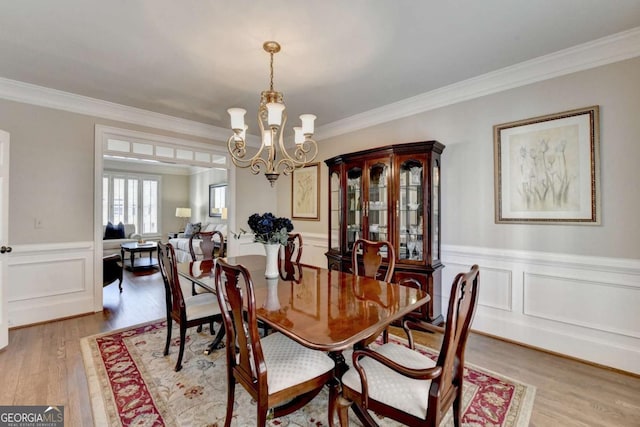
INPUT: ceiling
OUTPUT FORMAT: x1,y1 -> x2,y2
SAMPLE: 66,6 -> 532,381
1,1 -> 640,136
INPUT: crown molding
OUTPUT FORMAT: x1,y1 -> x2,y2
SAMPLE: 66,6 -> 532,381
0,77 -> 230,141
315,26 -> 640,140
1,27 -> 639,141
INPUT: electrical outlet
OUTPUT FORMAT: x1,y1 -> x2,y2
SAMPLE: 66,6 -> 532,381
34,218 -> 43,229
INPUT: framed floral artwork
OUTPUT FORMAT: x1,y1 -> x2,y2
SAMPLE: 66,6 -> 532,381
291,163 -> 320,220
494,106 -> 600,224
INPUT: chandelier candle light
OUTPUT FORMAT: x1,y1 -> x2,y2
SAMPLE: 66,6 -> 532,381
227,41 -> 318,186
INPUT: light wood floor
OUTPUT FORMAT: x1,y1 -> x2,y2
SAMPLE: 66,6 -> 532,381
0,269 -> 638,426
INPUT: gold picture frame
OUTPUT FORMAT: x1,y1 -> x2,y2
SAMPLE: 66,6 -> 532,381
291,163 -> 320,220
494,106 -> 600,224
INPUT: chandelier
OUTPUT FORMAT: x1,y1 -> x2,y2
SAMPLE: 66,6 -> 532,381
227,41 -> 318,186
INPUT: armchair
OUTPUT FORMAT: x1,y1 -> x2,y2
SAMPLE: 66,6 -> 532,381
337,265 -> 480,427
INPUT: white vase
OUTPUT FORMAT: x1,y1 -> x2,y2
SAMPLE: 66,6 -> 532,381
263,243 -> 280,279
263,277 -> 281,311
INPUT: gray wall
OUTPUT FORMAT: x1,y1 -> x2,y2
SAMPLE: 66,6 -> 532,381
0,98 -> 226,245
287,57 -> 640,260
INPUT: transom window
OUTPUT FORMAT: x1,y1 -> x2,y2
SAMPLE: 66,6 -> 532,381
103,172 -> 160,235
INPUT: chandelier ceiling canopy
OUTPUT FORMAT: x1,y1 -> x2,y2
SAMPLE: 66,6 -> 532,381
227,41 -> 318,187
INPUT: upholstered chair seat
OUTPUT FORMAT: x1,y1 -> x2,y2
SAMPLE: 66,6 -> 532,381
184,293 -> 221,320
260,332 -> 335,394
341,342 -> 437,419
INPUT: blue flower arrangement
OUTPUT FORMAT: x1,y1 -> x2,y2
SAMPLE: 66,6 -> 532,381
247,212 -> 293,245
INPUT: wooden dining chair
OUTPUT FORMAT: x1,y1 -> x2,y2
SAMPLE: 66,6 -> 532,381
214,258 -> 335,426
157,242 -> 225,371
187,230 -> 225,297
188,230 -> 225,261
337,265 -> 480,427
279,233 -> 303,281
351,239 -> 396,344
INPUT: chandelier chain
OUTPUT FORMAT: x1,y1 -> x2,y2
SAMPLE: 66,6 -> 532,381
269,51 -> 275,92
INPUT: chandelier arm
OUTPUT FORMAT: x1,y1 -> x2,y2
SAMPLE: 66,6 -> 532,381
275,158 -> 297,176
249,156 -> 269,175
226,130 -> 269,169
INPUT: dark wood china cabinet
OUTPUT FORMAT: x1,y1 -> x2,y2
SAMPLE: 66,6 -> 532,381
325,141 -> 445,324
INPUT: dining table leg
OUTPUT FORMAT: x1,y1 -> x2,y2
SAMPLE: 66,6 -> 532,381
203,326 -> 225,355
327,351 -> 348,427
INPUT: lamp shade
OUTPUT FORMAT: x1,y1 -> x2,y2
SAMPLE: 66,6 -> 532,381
221,208 -> 228,220
175,207 -> 191,218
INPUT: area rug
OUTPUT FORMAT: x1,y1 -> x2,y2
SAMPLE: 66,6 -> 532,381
81,320 -> 535,426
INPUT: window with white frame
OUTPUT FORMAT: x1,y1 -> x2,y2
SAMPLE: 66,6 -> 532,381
103,172 -> 160,234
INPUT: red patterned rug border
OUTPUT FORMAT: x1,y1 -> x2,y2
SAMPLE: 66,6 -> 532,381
81,319 -> 535,426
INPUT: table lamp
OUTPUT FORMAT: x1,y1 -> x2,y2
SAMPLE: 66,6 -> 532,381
175,207 -> 191,231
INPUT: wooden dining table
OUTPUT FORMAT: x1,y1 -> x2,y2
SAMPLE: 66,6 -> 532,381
177,254 -> 430,425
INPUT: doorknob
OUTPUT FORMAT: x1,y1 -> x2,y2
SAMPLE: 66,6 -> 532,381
0,246 -> 11,253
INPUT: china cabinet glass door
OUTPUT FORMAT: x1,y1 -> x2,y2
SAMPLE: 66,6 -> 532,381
329,170 -> 341,252
366,161 -> 389,245
431,159 -> 440,262
346,166 -> 362,251
398,158 -> 424,262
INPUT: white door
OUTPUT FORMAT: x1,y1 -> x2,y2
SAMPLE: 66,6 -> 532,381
0,129 -> 9,349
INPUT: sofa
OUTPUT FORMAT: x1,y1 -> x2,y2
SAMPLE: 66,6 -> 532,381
169,222 -> 227,262
103,223 -> 142,255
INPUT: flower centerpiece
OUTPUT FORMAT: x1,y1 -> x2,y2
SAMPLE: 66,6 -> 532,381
247,213 -> 293,278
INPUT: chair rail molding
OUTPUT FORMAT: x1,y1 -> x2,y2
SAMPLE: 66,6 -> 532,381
441,244 -> 640,375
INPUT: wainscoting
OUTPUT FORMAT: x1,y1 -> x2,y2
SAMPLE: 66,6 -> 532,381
8,236 -> 639,375
442,244 -> 640,375
293,234 -> 640,375
7,241 -> 95,327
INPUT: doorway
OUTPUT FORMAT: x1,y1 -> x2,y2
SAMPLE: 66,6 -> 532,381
94,125 -> 234,311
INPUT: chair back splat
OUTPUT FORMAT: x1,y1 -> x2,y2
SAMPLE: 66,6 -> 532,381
337,264 -> 480,427
189,230 -> 225,261
352,239 -> 395,282
279,233 -> 303,281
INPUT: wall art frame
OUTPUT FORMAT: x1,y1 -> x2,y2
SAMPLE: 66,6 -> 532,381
291,162 -> 320,221
209,183 -> 227,217
494,105 -> 600,224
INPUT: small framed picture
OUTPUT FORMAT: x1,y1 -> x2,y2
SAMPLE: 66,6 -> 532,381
494,106 -> 600,224
291,163 -> 320,221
